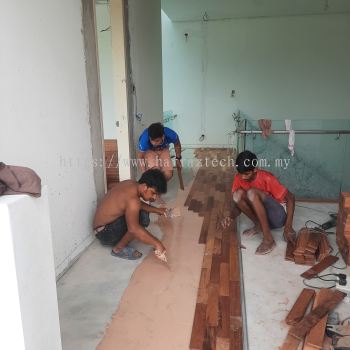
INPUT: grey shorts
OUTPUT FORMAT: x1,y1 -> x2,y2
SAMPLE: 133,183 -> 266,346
263,196 -> 287,229
95,210 -> 150,246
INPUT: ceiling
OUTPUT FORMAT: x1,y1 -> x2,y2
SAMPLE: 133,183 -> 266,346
161,0 -> 350,21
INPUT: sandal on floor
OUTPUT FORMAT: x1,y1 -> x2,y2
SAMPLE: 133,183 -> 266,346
255,241 -> 276,255
111,246 -> 143,260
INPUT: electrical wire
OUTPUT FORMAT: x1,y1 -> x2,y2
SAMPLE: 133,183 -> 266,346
305,220 -> 322,228
303,272 -> 346,289
332,251 -> 347,270
303,279 -> 335,289
303,219 -> 335,236
318,273 -> 340,278
316,276 -> 338,283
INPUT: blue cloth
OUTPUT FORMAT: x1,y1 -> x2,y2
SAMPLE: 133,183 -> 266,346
138,127 -> 179,152
263,196 -> 287,229
95,210 -> 150,246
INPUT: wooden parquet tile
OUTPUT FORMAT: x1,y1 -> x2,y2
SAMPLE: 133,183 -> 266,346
285,288 -> 315,326
188,149 -> 242,350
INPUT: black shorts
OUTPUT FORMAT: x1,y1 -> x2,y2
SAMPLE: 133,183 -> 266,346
263,196 -> 287,229
95,210 -> 150,246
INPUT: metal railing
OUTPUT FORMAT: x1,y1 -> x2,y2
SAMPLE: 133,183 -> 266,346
237,130 -> 350,135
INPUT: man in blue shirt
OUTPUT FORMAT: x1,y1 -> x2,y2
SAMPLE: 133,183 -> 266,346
137,122 -> 182,181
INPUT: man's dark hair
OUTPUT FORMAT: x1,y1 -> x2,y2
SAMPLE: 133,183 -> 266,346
138,169 -> 167,194
236,150 -> 258,174
148,123 -> 164,140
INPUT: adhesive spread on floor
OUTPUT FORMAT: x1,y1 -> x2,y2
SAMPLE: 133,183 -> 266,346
96,189 -> 205,350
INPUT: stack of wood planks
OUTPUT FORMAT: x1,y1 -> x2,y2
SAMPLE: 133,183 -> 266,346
286,227 -> 331,265
187,148 -> 242,350
282,288 -> 345,350
336,192 -> 350,265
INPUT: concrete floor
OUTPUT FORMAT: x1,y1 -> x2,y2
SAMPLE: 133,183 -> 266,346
57,152 -> 350,350
96,187 -> 205,350
240,201 -> 350,350
57,150 -> 197,350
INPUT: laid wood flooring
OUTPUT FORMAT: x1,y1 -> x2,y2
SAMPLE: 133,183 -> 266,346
186,149 -> 243,350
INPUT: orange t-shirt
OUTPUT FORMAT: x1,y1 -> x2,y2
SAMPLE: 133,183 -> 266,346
232,169 -> 288,203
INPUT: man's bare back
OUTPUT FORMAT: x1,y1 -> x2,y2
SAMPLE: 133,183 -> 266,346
93,169 -> 168,260
93,180 -> 138,229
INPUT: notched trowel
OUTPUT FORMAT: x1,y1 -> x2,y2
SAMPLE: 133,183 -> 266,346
164,207 -> 181,219
154,249 -> 168,263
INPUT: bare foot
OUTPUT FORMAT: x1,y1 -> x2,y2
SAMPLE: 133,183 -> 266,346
243,225 -> 261,237
255,240 -> 276,255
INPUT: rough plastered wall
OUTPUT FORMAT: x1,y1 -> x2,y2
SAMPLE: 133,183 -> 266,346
96,3 -> 116,140
96,0 -> 163,179
0,0 -> 102,277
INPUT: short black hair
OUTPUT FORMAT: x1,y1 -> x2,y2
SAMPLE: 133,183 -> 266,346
138,169 -> 167,194
148,123 -> 164,140
236,150 -> 258,173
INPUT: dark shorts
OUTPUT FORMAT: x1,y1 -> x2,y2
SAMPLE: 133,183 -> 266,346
95,210 -> 150,246
263,196 -> 287,229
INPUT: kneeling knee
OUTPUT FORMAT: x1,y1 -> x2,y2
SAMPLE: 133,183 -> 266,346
233,189 -> 244,204
247,188 -> 258,201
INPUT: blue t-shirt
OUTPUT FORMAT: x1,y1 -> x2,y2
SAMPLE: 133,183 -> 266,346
138,127 -> 179,152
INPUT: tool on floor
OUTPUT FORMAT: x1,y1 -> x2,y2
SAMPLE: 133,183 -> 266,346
328,311 -> 340,326
164,207 -> 181,219
327,323 -> 350,349
335,276 -> 350,303
321,213 -> 338,231
154,249 -> 168,263
327,324 -> 350,337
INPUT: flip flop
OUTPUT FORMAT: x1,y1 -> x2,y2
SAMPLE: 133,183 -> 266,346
255,241 -> 276,255
111,246 -> 143,260
243,226 -> 261,237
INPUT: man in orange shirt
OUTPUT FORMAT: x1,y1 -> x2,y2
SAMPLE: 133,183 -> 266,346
230,150 -> 296,255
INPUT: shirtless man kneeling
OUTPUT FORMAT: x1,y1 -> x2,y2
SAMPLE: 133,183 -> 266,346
93,169 -> 167,260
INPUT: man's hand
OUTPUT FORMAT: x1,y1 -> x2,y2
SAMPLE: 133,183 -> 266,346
155,242 -> 166,253
283,226 -> 297,244
221,216 -> 233,230
156,207 -> 168,216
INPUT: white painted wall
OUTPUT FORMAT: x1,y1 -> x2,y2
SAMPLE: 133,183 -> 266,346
0,0 -> 100,277
96,4 -> 116,140
100,0 -> 163,180
162,12 -> 350,146
0,188 -> 62,350
128,0 -> 164,148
